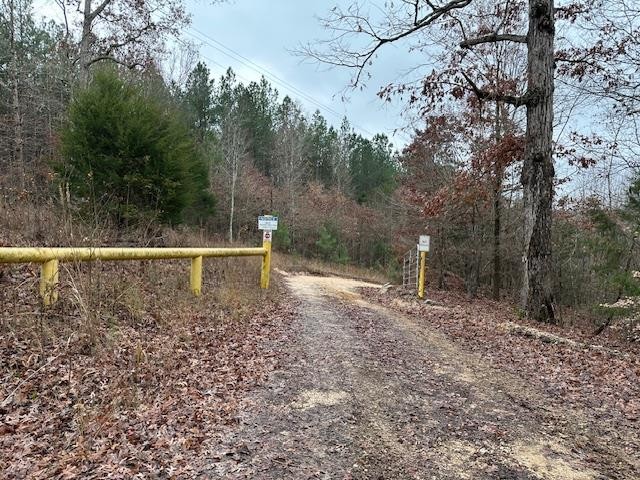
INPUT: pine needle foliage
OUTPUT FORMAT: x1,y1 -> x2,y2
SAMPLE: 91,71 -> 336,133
59,69 -> 213,226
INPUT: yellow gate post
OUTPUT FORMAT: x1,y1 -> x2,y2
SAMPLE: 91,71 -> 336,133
418,251 -> 427,300
190,256 -> 202,296
40,259 -> 59,306
0,246 -> 267,305
260,232 -> 272,289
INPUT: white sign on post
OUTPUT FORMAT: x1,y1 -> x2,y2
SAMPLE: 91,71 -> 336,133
418,235 -> 430,252
263,230 -> 272,242
258,215 -> 278,231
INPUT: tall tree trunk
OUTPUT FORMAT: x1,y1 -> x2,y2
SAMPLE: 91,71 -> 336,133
9,0 -> 24,191
521,0 -> 556,322
492,101 -> 503,301
492,180 -> 502,300
467,205 -> 480,298
79,0 -> 99,85
228,160 -> 236,242
437,224 -> 445,289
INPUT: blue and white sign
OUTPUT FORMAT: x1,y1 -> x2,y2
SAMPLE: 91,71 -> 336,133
258,215 -> 278,231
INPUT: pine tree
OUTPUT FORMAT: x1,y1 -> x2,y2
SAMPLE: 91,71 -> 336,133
182,62 -> 215,144
349,133 -> 396,204
60,69 -> 213,225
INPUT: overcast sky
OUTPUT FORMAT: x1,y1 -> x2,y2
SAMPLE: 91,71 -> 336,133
182,0 -> 417,148
34,0 -> 417,147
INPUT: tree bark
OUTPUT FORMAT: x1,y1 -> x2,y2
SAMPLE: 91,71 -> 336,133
79,0 -> 96,85
437,224 -> 445,289
466,204 -> 480,298
228,163 -> 236,242
492,178 -> 502,300
9,0 -> 25,191
492,101 -> 503,301
520,0 -> 556,322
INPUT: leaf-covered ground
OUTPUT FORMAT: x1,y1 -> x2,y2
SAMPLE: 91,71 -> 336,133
209,273 -> 639,479
364,287 -> 640,426
2,266 -> 639,478
0,262 -> 295,479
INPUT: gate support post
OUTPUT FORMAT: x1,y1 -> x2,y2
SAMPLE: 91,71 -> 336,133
190,256 -> 203,296
40,259 -> 59,306
260,233 -> 272,289
418,251 -> 427,300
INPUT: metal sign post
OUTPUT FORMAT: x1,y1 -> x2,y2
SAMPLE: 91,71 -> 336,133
258,215 -> 278,289
417,235 -> 430,299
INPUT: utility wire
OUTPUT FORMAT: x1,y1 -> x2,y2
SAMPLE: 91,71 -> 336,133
186,27 -> 365,128
165,11 -> 413,145
36,2 -> 413,144
184,30 -> 374,134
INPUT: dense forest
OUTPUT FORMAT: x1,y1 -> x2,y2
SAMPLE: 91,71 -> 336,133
1,0 -> 640,334
0,0 -> 399,266
2,1 -> 640,478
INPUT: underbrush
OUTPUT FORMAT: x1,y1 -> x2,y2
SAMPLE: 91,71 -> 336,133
0,200 -> 294,478
274,252 -> 389,285
1,257 -> 266,345
366,286 -> 640,425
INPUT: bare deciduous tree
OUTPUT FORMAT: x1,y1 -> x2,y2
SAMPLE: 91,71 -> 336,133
57,0 -> 189,83
304,0 -> 558,322
273,96 -> 308,228
219,106 -> 249,243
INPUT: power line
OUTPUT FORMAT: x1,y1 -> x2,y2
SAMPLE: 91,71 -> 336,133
177,22 -> 413,145
172,36 -> 255,86
175,35 -> 372,138
187,27 -> 357,125
185,31 -> 365,130
39,3 -> 413,145
158,5 -> 413,145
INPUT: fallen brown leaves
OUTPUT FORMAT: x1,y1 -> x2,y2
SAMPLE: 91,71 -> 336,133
0,262 -> 295,479
364,287 -> 640,425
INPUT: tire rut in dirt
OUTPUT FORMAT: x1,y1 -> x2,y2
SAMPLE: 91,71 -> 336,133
203,277 -> 631,479
205,292 -> 541,478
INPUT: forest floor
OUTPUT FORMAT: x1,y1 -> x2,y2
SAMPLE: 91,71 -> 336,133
0,259 -> 297,479
2,264 -> 639,478
208,272 -> 640,479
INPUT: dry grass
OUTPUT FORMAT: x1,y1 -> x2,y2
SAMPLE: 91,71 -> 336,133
0,198 -> 267,342
274,252 -> 389,285
0,200 -> 293,477
0,198 -> 273,366
0,198 -> 272,398
1,257 -> 266,342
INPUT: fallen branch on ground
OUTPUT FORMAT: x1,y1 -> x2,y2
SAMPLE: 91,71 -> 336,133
501,321 -> 627,357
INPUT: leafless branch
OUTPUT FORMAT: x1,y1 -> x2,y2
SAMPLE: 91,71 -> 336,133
301,0 -> 472,87
461,71 -> 528,107
87,0 -> 114,23
86,55 -> 144,70
460,33 -> 527,48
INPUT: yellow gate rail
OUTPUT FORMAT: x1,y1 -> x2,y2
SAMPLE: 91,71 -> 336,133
0,245 -> 270,306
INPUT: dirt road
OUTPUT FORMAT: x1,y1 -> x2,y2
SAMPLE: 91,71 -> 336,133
207,273 -> 638,479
